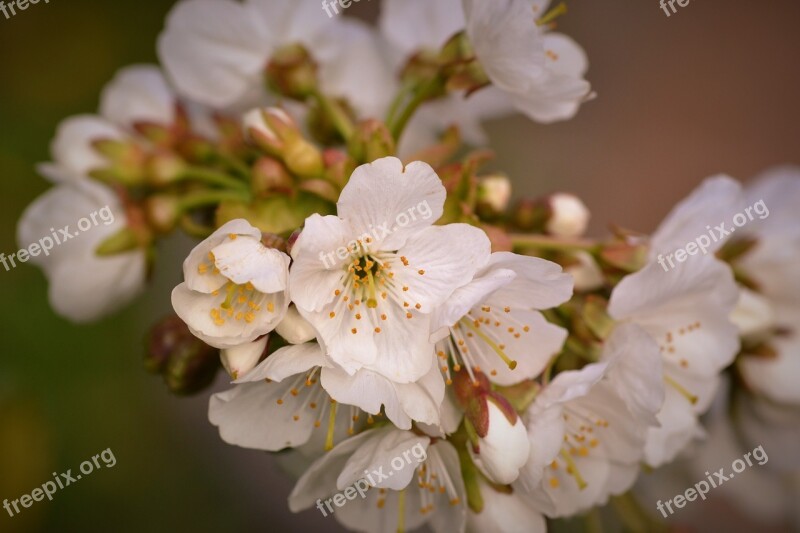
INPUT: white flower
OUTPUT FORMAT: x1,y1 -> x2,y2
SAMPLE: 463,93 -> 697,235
469,399 -> 530,485
478,175 -> 513,213
220,336 -> 267,380
16,180 -> 147,323
547,193 -> 590,237
516,324 -> 663,516
608,259 -> 740,467
289,156 -> 491,384
431,252 -> 573,386
463,0 -> 592,123
157,0 -> 393,116
734,167 -> 800,406
212,341 -> 444,436
288,426 -> 467,533
210,343 -> 357,451
171,219 -> 290,349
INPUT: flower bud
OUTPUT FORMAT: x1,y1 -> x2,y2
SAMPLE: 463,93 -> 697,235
347,119 -> 396,163
244,108 -> 323,178
265,44 -> 319,101
145,315 -> 221,395
476,175 -> 512,218
252,157 -> 293,197
89,138 -> 148,186
468,398 -> 530,485
144,194 -> 181,234
146,151 -> 188,187
547,193 -> 590,237
220,337 -> 268,380
275,306 -> 318,345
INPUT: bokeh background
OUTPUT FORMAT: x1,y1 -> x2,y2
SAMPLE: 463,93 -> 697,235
0,1 -> 798,532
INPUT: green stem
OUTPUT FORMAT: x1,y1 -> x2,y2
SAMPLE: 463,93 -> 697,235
510,234 -> 600,253
310,89 -> 355,141
180,166 -> 250,192
178,190 -> 250,212
388,77 -> 446,141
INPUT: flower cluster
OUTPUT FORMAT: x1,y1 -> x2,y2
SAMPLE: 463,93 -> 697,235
15,0 -> 800,531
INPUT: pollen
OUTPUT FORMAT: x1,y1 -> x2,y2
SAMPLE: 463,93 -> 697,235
549,477 -> 560,488
351,328 -> 358,334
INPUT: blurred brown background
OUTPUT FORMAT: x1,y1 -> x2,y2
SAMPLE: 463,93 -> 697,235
0,0 -> 797,532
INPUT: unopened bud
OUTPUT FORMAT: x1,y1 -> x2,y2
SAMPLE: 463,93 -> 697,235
265,44 -> 319,101
547,193 -> 590,237
252,157 -> 293,197
144,194 -> 181,234
467,398 -> 529,485
221,337 -> 267,380
476,175 -> 512,217
89,138 -> 147,186
146,151 -> 187,187
347,119 -> 396,163
146,315 -> 220,395
275,306 -> 317,345
284,138 -> 324,179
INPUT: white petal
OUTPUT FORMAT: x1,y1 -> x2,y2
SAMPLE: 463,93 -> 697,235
183,219 -> 262,293
236,342 -> 327,383
321,356 -> 443,429
208,379 -> 318,451
601,323 -> 664,426
380,0 -> 465,55
535,361 -> 608,409
649,175 -> 745,261
336,157 -> 445,250
212,237 -> 290,294
430,268 -> 516,334
481,252 -> 574,310
157,0 -> 270,107
17,181 -> 146,322
609,260 -> 740,383
398,224 -> 492,310
99,64 -> 176,126
644,386 -> 705,467
464,0 -> 546,93
314,20 -> 396,118
337,427 -> 429,490
289,214 -> 353,312
467,480 -> 547,533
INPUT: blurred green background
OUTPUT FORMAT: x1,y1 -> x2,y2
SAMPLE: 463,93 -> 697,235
0,1 -> 798,532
